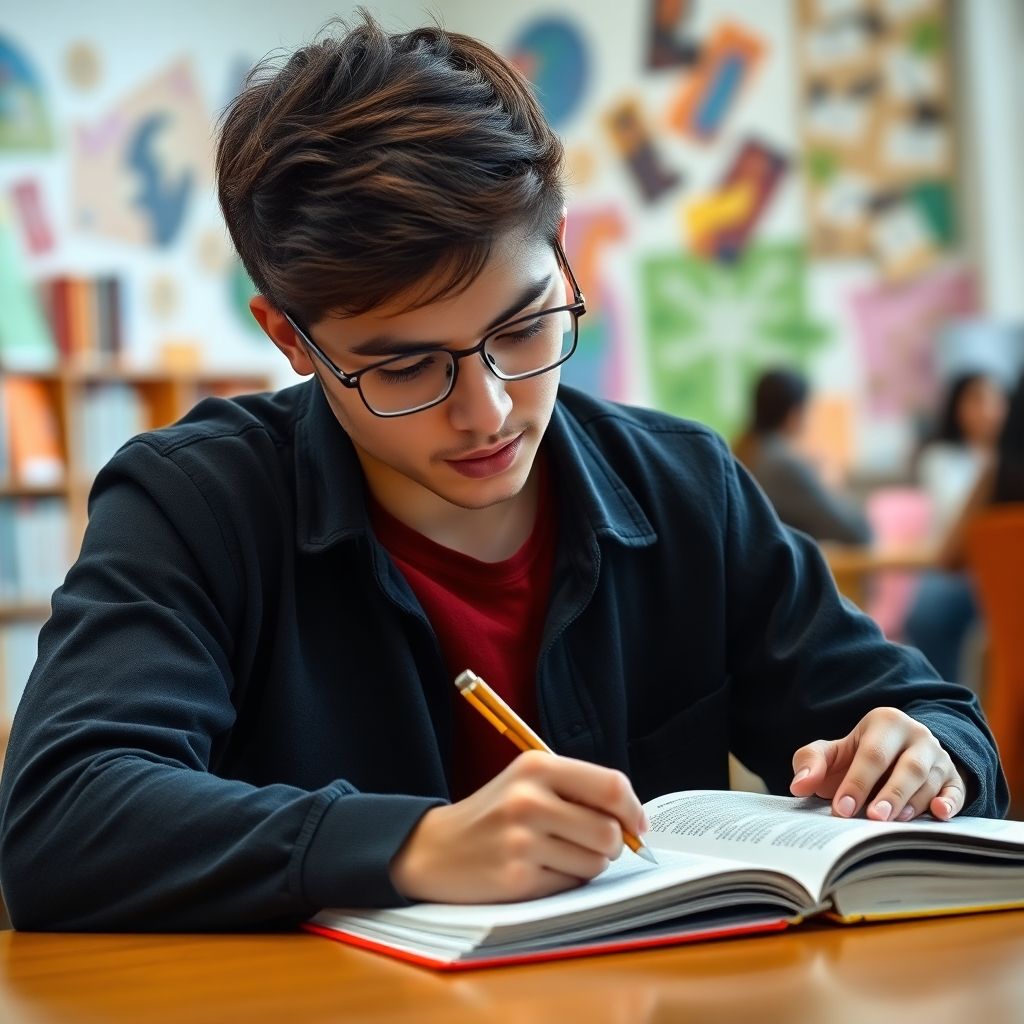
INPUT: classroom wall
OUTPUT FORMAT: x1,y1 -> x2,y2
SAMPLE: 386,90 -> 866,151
2,0 -> 1022,472
0,0 -> 425,378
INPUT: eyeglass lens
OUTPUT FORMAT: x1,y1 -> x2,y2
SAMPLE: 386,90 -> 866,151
359,308 -> 577,415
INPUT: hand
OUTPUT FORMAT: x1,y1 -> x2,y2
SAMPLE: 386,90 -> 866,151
390,750 -> 649,904
788,707 -> 966,823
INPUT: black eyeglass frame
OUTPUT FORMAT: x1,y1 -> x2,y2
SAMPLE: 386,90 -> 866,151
282,240 -> 587,418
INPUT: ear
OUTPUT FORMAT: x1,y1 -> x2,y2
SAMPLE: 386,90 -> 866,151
249,296 -> 316,377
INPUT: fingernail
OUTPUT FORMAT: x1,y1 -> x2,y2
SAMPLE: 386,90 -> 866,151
639,813 -> 650,834
872,800 -> 893,821
793,767 -> 811,784
837,795 -> 856,817
937,799 -> 953,818
897,806 -> 915,821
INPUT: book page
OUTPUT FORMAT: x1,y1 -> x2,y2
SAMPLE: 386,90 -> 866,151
644,791 -> 1024,901
644,791 -> 899,898
312,841 -> 807,952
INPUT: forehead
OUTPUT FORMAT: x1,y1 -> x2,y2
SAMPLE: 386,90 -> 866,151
313,230 -> 554,346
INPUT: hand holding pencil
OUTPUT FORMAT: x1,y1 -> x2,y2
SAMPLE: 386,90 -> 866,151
455,669 -> 657,864
390,671 -> 656,904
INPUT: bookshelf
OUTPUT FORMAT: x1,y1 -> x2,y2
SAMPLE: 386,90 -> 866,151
0,363 -> 273,717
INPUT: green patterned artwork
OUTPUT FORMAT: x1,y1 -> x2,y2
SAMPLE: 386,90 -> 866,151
642,244 -> 829,439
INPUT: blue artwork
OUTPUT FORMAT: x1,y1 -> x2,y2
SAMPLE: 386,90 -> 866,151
71,59 -> 211,248
128,113 -> 194,247
0,35 -> 53,150
508,18 -> 589,129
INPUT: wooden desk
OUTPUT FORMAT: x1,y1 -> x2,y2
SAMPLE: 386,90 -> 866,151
1,911 -> 1022,1024
822,543 -> 935,607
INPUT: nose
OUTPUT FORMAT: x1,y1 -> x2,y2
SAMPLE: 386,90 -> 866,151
446,351 -> 512,436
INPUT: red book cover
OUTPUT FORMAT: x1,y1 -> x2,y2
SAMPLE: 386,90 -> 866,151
301,916 -> 791,971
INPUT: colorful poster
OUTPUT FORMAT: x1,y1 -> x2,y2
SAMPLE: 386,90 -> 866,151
666,21 -> 764,142
508,18 -> 589,129
64,42 -> 102,92
562,205 -> 629,400
796,0 -> 957,271
71,58 -> 211,248
850,263 -> 979,419
647,0 -> 700,70
9,179 -> 54,255
0,199 -> 56,367
642,244 -> 829,437
684,138 -> 789,262
0,35 -> 53,151
604,96 -> 681,203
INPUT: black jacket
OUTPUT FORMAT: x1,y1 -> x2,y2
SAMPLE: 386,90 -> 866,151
0,382 -> 1007,930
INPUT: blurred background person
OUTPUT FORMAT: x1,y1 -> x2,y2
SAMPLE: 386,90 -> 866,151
905,371 -> 1024,683
915,372 -> 1008,542
733,368 -> 872,545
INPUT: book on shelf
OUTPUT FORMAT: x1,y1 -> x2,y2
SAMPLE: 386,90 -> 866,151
79,382 -> 145,476
0,620 -> 43,721
306,790 -> 1024,971
0,498 -> 69,603
0,380 -> 9,482
1,377 -> 65,486
37,276 -> 123,362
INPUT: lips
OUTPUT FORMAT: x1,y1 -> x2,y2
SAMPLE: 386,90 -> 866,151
449,435 -> 523,463
444,433 -> 525,479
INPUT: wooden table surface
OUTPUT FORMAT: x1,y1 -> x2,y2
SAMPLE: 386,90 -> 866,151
820,543 -> 936,606
1,910 -> 1022,1024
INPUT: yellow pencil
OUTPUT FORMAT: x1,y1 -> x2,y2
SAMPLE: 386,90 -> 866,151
454,668 -> 657,864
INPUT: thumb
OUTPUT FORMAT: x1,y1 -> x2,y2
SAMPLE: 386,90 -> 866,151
790,736 -> 852,795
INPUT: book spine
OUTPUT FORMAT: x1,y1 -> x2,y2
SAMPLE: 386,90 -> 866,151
4,377 -> 64,486
0,377 -> 9,484
107,277 -> 123,358
50,278 -> 72,362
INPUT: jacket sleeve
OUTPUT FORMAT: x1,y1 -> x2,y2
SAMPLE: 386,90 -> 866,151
0,443 -> 442,931
719,440 -> 1008,817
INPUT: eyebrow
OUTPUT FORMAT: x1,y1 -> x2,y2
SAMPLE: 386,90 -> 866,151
347,274 -> 554,357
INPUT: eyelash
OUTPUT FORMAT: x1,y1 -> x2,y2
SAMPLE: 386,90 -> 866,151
375,359 -> 433,384
498,319 -> 545,343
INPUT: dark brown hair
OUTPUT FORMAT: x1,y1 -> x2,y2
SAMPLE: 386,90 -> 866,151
216,11 -> 565,324
733,368 -> 809,466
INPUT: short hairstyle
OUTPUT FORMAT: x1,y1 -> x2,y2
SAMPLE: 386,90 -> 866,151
216,11 -> 566,324
752,368 -> 809,434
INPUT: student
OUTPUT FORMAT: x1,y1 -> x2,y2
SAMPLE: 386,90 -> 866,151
733,368 -> 872,545
902,372 -> 1009,682
0,16 -> 1006,931
916,372 -> 1007,541
904,370 -> 1024,683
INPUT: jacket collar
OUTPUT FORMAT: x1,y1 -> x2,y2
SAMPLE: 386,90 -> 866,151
293,381 -> 656,553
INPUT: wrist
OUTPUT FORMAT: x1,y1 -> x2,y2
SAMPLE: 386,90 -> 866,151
389,805 -> 441,901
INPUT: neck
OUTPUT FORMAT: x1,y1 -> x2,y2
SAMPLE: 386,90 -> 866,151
367,459 -> 544,563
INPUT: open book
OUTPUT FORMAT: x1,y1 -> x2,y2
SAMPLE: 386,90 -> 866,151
305,791 -> 1024,970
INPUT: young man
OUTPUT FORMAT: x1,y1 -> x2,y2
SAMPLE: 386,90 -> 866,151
0,17 -> 1006,930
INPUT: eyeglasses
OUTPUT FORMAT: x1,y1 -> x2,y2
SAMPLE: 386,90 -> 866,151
283,241 -> 586,417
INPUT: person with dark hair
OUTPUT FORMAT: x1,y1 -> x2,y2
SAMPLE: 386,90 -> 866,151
903,371 -> 1020,684
917,372 -> 1007,540
0,14 -> 1006,932
733,368 -> 871,544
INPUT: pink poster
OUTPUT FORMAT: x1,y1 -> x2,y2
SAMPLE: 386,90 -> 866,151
850,263 -> 979,418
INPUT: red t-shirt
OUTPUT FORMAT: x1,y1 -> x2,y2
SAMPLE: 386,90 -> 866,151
369,469 -> 557,800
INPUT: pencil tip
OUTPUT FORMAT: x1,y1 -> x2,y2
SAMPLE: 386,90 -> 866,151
635,844 -> 658,865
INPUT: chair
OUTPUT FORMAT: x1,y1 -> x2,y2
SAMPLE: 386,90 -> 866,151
863,487 -> 933,638
964,506 -> 1024,808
